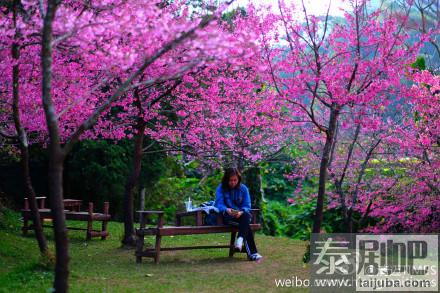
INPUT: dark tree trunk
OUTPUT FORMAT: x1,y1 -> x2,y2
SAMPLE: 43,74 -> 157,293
312,106 -> 340,234
12,0 -> 48,255
18,142 -> 49,253
122,119 -> 146,246
48,154 -> 69,292
41,1 -> 69,292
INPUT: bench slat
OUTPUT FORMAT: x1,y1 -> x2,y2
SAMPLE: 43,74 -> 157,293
136,224 -> 261,236
38,225 -> 106,233
22,210 -> 110,221
136,210 -> 164,214
144,245 -> 232,252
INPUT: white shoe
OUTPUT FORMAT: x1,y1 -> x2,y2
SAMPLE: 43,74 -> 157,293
234,237 -> 243,251
249,253 -> 263,261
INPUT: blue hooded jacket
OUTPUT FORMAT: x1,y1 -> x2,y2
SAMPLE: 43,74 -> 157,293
214,183 -> 251,214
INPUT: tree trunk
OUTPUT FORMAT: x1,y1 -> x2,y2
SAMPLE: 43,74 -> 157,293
19,144 -> 49,253
48,154 -> 69,292
122,119 -> 146,246
12,0 -> 48,255
41,1 -> 69,292
140,187 -> 146,211
312,106 -> 340,234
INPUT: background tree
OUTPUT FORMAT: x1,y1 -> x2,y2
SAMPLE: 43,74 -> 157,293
260,0 -> 419,233
386,0 -> 440,72
0,0 -> 49,258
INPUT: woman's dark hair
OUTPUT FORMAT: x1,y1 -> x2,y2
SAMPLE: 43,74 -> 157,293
221,168 -> 242,190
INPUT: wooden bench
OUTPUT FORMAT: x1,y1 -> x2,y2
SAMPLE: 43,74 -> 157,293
135,209 -> 261,263
21,197 -> 111,240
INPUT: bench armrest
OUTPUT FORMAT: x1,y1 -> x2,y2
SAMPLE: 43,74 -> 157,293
137,211 -> 164,229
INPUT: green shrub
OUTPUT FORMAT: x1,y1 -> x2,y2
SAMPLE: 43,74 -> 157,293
0,206 -> 20,232
66,140 -> 130,219
261,200 -> 314,240
261,195 -> 344,240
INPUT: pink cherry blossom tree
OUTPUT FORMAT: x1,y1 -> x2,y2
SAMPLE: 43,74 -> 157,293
114,4 -> 293,210
85,6 -> 268,246
0,0 -> 49,257
361,70 -> 440,233
260,0 -> 419,233
150,62 -> 291,207
289,102 -> 410,233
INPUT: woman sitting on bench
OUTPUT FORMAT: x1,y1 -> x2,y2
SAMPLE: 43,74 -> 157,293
215,168 -> 263,262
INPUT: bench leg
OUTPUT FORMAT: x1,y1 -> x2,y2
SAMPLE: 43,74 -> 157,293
22,214 -> 29,235
229,232 -> 237,257
154,235 -> 162,264
86,219 -> 93,240
101,202 -> 109,240
86,202 -> 93,240
136,234 -> 144,263
101,220 -> 108,240
196,212 -> 203,226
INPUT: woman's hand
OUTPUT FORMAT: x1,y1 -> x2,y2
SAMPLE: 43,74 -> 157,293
226,208 -> 233,216
226,209 -> 243,218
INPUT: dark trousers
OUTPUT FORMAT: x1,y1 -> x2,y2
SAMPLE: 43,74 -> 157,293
224,212 -> 258,256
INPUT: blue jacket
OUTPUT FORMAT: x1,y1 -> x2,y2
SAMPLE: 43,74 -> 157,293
214,183 -> 251,214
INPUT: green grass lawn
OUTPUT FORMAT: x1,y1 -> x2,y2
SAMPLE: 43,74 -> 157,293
0,215 -> 310,293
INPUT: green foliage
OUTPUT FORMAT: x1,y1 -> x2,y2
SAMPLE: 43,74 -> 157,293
221,6 -> 247,24
364,157 -> 408,180
411,56 -> 426,70
260,158 -> 297,202
146,176 -> 198,222
138,146 -> 176,198
261,172 -> 345,239
0,205 -> 20,232
66,140 -> 130,218
302,243 -> 311,264
261,199 -> 315,240
65,138 -> 173,220
145,168 -> 223,223
261,201 -> 283,236
0,144 -> 19,165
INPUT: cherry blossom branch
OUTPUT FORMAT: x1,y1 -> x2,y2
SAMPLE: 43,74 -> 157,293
63,11 -> 223,155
